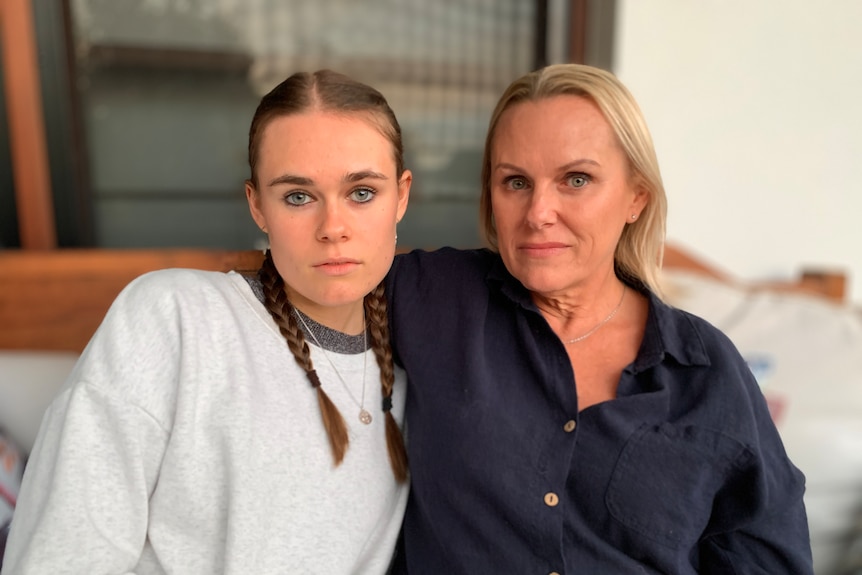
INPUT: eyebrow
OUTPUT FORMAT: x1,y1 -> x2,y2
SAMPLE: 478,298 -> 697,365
268,174 -> 313,187
345,170 -> 388,183
267,170 -> 389,188
494,159 -> 601,172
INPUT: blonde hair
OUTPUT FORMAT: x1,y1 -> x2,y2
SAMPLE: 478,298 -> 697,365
480,64 -> 667,296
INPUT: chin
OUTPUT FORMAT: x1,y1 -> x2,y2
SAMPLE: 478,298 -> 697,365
320,280 -> 381,306
513,271 -> 573,296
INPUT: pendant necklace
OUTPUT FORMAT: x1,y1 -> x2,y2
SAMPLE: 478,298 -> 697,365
564,285 -> 627,344
294,309 -> 372,425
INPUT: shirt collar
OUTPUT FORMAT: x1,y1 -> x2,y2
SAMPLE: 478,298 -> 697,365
634,291 -> 711,372
486,252 -> 535,311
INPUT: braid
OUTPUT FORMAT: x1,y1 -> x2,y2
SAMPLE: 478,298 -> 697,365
258,252 -> 312,370
258,251 -> 349,465
365,281 -> 409,482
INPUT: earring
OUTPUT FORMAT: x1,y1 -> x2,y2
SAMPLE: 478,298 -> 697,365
631,214 -> 637,220
395,232 -> 398,246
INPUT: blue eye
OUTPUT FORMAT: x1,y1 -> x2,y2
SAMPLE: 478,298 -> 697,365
350,187 -> 375,203
285,191 -> 312,206
567,174 -> 589,188
506,177 -> 529,191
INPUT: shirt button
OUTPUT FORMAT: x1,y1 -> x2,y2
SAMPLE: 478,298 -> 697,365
563,419 -> 576,432
544,492 -> 559,507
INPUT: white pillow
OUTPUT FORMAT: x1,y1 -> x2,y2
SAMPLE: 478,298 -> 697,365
0,351 -> 79,454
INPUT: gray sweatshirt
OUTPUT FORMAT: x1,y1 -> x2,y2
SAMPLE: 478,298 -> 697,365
2,269 -> 408,574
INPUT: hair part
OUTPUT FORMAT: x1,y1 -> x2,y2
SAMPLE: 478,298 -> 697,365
246,69 -> 405,190
480,63 -> 667,297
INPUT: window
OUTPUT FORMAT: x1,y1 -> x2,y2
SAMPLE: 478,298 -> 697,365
67,0 -> 545,249
5,1 -> 611,249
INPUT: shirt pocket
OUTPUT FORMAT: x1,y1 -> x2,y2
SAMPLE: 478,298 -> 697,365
605,422 -> 751,549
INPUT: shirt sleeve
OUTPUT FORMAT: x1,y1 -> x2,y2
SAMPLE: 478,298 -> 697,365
3,382 -> 168,574
699,505 -> 812,574
2,272 -> 177,574
699,363 -> 813,574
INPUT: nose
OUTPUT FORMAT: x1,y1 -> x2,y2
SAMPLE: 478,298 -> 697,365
524,182 -> 558,230
317,200 -> 349,242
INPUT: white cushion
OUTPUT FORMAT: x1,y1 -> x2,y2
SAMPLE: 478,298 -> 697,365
0,351 -> 78,454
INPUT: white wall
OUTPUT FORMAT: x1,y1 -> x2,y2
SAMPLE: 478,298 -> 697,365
615,0 -> 862,305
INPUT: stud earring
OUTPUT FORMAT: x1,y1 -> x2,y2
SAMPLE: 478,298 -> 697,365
631,214 -> 637,220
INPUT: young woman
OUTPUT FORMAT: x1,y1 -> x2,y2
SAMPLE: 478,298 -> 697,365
3,70 -> 411,574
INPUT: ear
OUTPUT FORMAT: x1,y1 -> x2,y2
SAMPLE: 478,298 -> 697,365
245,180 -> 267,231
395,169 -> 412,223
628,179 -> 649,219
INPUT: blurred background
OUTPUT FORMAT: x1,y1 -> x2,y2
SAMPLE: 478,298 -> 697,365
4,0 -> 860,305
1,0 -> 614,252
2,2 -> 862,573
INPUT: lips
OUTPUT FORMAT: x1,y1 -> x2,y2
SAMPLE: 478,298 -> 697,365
313,258 -> 361,276
519,242 -> 568,257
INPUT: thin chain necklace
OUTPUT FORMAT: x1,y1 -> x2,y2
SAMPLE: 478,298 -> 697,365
564,285 -> 627,344
295,310 -> 372,425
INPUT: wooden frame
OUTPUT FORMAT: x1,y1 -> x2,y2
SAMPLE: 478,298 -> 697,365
1,0 -> 56,249
662,246 -> 847,303
0,249 -> 264,352
0,244 -> 846,355
569,0 -> 588,64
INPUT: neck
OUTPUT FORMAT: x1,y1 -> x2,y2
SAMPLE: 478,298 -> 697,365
285,291 -> 366,335
532,267 -> 623,322
297,304 -> 365,335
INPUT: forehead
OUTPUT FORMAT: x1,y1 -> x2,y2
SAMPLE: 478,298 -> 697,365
256,110 -> 396,176
493,95 -> 619,154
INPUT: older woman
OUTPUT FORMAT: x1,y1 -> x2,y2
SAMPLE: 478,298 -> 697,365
387,64 -> 812,574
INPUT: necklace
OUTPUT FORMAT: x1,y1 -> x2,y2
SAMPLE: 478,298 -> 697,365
295,310 -> 372,425
564,285 -> 627,344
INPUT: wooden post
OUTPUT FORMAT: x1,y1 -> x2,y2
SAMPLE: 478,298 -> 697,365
569,0 -> 588,64
1,0 -> 58,249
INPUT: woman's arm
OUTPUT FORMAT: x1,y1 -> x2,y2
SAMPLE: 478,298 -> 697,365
3,382 -> 168,574
699,505 -> 812,574
697,344 -> 813,574
2,272 -> 179,574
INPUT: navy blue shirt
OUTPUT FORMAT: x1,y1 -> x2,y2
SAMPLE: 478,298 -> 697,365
387,248 -> 812,574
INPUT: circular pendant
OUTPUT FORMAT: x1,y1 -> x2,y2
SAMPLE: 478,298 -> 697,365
359,409 -> 373,425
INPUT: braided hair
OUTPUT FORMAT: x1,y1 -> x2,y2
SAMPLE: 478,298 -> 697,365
258,251 -> 407,481
364,281 -> 409,482
248,70 -> 408,481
